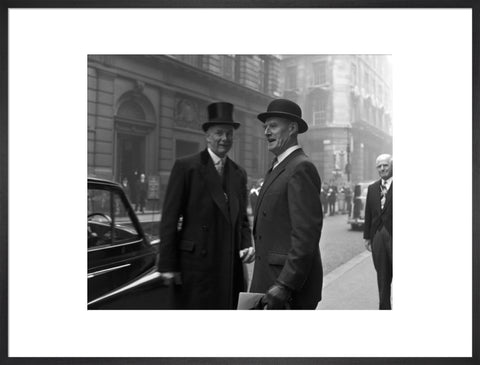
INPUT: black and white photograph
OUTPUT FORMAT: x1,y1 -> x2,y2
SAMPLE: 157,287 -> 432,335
2,4 -> 477,362
86,54 -> 393,311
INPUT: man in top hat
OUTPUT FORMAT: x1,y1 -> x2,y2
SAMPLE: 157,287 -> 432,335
250,99 -> 324,309
159,102 -> 255,309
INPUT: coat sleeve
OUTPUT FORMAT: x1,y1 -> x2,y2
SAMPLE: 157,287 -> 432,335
276,162 -> 323,291
158,160 -> 187,272
239,168 -> 253,250
363,185 -> 372,240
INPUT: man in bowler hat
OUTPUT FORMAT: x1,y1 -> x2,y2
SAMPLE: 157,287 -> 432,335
364,154 -> 393,309
250,99 -> 324,309
159,102 -> 255,309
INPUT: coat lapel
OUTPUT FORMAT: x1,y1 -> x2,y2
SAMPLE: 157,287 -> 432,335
200,149 -> 230,222
254,149 -> 304,230
225,159 -> 240,225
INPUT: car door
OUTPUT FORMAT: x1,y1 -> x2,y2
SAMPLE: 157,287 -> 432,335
87,182 -> 157,304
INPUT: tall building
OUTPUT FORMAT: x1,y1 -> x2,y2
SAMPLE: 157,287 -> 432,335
88,55 -> 280,208
280,55 -> 393,186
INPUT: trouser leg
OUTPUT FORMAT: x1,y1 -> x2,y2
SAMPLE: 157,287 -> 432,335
372,227 -> 392,310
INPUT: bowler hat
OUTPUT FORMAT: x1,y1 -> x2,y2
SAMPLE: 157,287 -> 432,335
257,99 -> 308,133
202,102 -> 240,132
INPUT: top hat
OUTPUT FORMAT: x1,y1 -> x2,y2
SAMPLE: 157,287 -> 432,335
202,102 -> 240,132
257,99 -> 308,133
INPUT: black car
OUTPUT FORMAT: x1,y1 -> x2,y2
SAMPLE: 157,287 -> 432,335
347,181 -> 374,230
88,177 -> 171,309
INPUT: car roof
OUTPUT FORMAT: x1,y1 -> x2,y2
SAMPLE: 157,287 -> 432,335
356,181 -> 376,187
88,177 -> 121,188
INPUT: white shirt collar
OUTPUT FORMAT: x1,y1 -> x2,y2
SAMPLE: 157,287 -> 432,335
207,148 -> 226,165
273,145 -> 301,169
381,177 -> 392,190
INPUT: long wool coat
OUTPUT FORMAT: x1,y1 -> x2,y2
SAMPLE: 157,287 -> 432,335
250,149 -> 323,309
159,149 -> 252,309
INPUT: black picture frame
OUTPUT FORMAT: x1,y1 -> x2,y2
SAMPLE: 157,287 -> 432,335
1,1 -> 478,364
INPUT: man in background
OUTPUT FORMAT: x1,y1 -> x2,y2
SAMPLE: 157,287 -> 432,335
364,154 -> 393,309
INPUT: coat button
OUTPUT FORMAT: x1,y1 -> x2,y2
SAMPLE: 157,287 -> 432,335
202,225 -> 208,231
258,235 -> 262,240
200,249 -> 207,256
263,211 -> 267,216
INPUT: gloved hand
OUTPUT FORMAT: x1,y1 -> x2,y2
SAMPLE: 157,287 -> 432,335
262,283 -> 292,309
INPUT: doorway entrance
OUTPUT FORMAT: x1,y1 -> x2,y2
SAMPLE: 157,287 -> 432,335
116,133 -> 145,185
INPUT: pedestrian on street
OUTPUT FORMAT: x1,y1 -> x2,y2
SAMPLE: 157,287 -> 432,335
320,187 -> 327,217
250,98 -> 323,310
129,170 -> 139,209
327,187 -> 337,215
135,173 -> 148,214
344,185 -> 353,216
363,154 -> 393,310
158,101 -> 255,309
121,176 -> 131,201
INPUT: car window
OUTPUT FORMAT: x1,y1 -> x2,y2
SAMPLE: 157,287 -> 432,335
88,187 -> 140,248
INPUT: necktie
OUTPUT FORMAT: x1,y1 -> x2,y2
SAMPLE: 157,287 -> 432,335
380,180 -> 387,209
269,157 -> 278,172
215,159 -> 224,176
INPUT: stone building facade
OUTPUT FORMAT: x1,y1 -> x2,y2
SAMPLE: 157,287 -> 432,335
280,55 -> 393,186
88,55 -> 280,208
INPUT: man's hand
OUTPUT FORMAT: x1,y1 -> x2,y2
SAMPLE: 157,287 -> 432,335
364,239 -> 372,252
262,283 -> 292,309
239,247 -> 255,263
159,272 -> 182,285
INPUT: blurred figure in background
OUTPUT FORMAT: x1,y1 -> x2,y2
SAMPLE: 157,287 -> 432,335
327,186 -> 337,216
130,170 -> 139,209
344,185 -> 353,216
121,176 -> 131,201
320,186 -> 327,217
135,173 -> 148,214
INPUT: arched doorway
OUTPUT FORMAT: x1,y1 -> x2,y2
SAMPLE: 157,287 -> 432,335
114,93 -> 156,187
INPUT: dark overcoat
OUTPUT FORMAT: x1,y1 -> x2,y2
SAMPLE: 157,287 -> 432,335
159,149 -> 252,309
250,149 -> 323,309
363,180 -> 393,240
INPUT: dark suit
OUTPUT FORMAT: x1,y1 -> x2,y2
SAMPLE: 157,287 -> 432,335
364,179 -> 393,309
250,149 -> 323,309
159,149 -> 252,309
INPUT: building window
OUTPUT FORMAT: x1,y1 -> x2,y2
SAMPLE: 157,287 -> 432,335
258,57 -> 269,93
312,95 -> 328,126
312,61 -> 327,85
222,55 -> 235,80
285,65 -> 297,89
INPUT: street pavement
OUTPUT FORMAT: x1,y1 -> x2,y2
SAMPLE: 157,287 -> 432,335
139,210 -> 379,309
316,250 -> 378,310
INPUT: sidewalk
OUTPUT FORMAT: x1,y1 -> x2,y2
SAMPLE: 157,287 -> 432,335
316,251 -> 378,310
